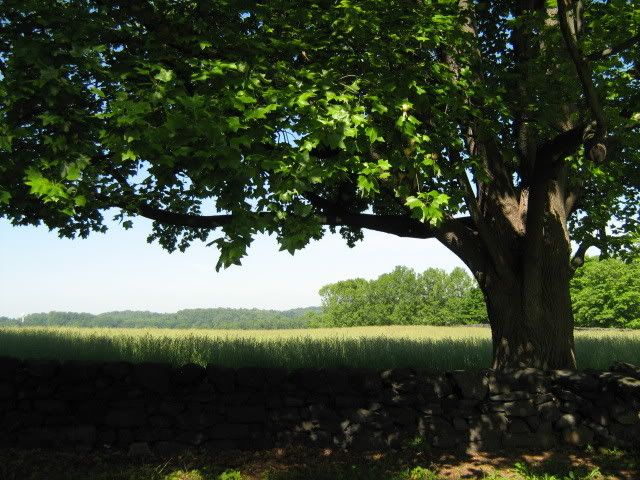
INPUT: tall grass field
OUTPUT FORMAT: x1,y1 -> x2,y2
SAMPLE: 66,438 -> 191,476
0,326 -> 639,371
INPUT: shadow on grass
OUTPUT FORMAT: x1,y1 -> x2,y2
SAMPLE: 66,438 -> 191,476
0,445 -> 638,480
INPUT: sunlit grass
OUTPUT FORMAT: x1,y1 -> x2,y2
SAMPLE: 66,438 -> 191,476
0,326 -> 638,370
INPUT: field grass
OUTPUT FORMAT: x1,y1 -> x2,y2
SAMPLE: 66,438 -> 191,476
1,326 -> 639,370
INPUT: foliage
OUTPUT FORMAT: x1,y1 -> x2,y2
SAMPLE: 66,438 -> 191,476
0,308 -> 319,329
314,266 -> 487,327
0,325 -> 638,371
571,257 -> 640,328
0,0 -> 638,270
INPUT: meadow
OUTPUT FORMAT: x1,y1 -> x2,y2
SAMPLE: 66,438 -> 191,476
1,325 -> 639,371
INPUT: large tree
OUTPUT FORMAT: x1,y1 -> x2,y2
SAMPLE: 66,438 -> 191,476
1,0 -> 638,369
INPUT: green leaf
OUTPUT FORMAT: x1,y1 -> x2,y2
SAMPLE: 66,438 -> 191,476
121,150 -> 137,161
226,117 -> 242,132
365,126 -> 384,143
154,68 -> 174,82
357,175 -> 376,194
0,190 -> 11,204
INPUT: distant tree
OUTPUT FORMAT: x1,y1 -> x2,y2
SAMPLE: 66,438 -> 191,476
317,266 -> 486,327
1,1 -> 639,368
418,267 -> 487,325
318,278 -> 371,327
571,257 -> 640,328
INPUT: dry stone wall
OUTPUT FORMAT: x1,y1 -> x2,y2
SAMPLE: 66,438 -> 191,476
0,356 -> 639,454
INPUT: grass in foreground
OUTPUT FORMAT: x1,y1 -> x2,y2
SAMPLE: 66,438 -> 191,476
0,445 -> 637,480
0,326 -> 638,370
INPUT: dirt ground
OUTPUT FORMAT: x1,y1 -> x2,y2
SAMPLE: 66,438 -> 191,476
2,444 -> 637,480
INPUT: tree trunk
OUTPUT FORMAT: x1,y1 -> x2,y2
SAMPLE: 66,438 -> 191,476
480,174 -> 577,370
483,270 -> 576,370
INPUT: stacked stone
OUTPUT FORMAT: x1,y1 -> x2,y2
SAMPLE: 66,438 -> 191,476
0,356 -> 638,453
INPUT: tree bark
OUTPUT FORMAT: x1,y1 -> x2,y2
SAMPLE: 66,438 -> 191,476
484,268 -> 576,370
479,172 -> 577,370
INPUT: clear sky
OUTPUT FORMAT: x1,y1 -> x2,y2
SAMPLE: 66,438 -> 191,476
0,216 -> 467,318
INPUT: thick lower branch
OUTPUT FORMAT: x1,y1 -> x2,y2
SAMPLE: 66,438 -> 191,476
570,239 -> 592,275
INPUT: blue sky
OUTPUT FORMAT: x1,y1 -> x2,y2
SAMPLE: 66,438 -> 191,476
0,217 -> 466,318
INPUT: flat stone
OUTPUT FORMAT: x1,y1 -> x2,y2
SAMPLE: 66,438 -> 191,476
508,419 -> 530,433
418,415 -> 455,438
537,401 -> 561,422
614,376 -> 640,397
101,362 -> 132,379
610,362 -> 640,380
610,405 -> 640,425
352,371 -> 383,392
155,440 -> 187,455
227,406 -> 266,423
133,363 -> 171,394
503,432 -> 555,449
268,408 -> 300,424
104,409 -> 147,428
419,403 -> 443,415
18,427 -> 58,448
556,413 -> 579,430
236,367 -> 268,390
489,399 -> 538,417
335,396 -> 360,408
0,382 -> 14,399
417,374 -> 452,399
128,441 -> 153,457
470,413 -> 509,432
563,426 -> 594,446
175,431 -> 206,446
172,364 -> 205,385
58,361 -> 100,383
431,431 -> 461,448
0,357 -> 21,379
489,392 -> 533,402
65,425 -> 96,446
468,429 -> 503,451
176,411 -> 219,429
449,370 -> 489,400
25,359 -> 59,378
552,370 -> 600,391
209,423 -> 250,440
206,366 -> 236,393
34,399 -> 67,414
387,406 -> 416,426
381,368 -> 416,384
453,417 -> 468,431
489,368 -> 546,394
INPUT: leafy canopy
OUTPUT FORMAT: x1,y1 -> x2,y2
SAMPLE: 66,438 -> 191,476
0,1 -> 638,269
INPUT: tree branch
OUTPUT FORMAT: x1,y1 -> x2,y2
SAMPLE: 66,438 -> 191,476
586,34 -> 640,62
557,0 -> 607,151
303,191 -> 443,239
570,238 -> 592,275
564,189 -> 582,217
537,122 -> 587,161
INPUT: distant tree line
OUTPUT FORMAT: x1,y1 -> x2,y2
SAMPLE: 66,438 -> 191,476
1,257 -> 637,329
0,308 -> 319,329
310,258 -> 640,328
